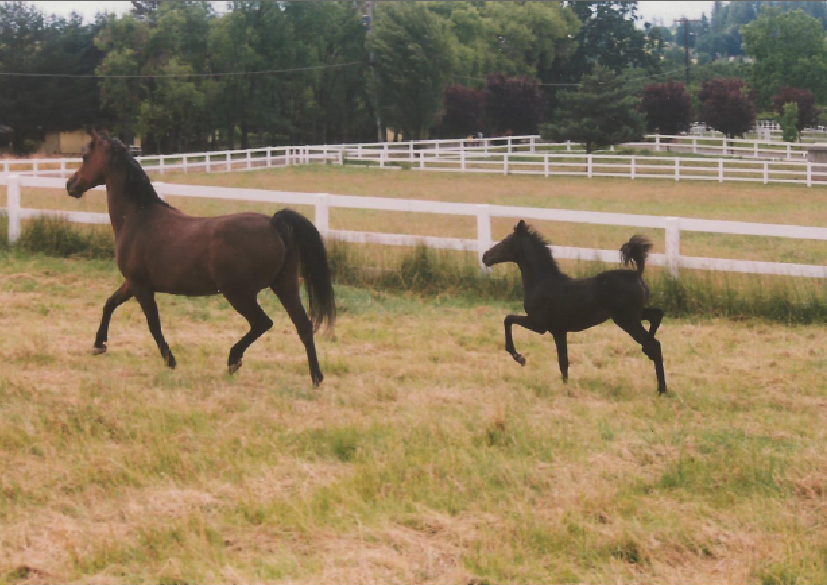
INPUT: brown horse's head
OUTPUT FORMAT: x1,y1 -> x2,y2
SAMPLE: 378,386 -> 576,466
66,129 -> 110,198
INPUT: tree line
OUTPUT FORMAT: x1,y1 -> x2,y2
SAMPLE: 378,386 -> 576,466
1,1 -> 826,155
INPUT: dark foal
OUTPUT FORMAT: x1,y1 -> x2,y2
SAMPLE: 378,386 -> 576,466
66,130 -> 335,385
482,220 -> 667,394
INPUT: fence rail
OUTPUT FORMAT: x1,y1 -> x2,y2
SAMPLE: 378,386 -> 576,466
2,174 -> 825,279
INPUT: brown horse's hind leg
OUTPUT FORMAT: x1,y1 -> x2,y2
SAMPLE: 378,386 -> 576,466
222,291 -> 273,375
272,279 -> 324,386
134,287 -> 176,369
613,317 -> 667,395
93,280 -> 133,354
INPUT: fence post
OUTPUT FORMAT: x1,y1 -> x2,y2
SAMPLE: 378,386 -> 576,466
461,148 -> 466,171
529,135 -> 536,153
339,147 -> 344,166
722,137 -> 727,156
664,216 -> 680,278
226,152 -> 231,171
675,158 -> 680,181
266,148 -> 272,168
587,154 -> 592,178
206,153 -> 212,173
692,137 -> 697,154
566,140 -> 571,152
246,150 -> 251,170
655,134 -> 660,151
32,161 -> 38,177
420,151 -> 425,170
807,161 -> 812,187
787,144 -> 792,159
476,204 -> 491,272
544,154 -> 549,178
315,193 -> 329,237
754,141 -> 758,158
380,147 -> 386,168
159,156 -> 165,175
60,159 -> 66,178
631,156 -> 636,180
718,159 -> 724,182
7,173 -> 20,244
764,161 -> 769,185
503,152 -> 509,175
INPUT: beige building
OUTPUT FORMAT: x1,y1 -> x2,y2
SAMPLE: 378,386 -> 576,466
41,130 -> 89,155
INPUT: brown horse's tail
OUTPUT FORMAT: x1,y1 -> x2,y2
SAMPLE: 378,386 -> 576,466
272,209 -> 336,331
620,235 -> 653,275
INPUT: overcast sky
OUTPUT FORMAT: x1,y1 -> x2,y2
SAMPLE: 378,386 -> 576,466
28,1 -> 718,26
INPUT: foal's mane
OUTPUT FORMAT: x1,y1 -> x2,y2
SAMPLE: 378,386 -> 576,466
518,223 -> 564,276
104,138 -> 171,209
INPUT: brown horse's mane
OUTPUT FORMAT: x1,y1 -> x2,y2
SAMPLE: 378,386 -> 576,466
105,137 -> 172,209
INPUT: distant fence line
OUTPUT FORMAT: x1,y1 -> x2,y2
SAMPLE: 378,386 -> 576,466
3,134 -> 827,186
2,173 -> 825,279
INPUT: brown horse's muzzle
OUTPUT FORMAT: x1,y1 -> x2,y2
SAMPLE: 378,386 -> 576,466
66,176 -> 85,198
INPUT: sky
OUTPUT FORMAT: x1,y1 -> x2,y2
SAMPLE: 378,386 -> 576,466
28,1 -> 718,25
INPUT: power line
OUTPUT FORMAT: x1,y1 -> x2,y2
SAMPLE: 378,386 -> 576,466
0,61 -> 365,79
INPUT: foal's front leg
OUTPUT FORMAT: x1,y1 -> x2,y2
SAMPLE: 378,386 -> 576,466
504,314 -> 544,366
134,287 -> 176,369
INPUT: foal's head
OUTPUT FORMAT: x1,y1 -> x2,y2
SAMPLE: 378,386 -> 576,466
482,219 -> 559,272
66,129 -> 110,198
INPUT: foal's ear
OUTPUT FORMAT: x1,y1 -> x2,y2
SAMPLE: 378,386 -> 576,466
515,220 -> 527,232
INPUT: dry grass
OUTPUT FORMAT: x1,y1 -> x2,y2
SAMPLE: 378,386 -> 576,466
1,254 -> 827,584
8,165 -> 827,265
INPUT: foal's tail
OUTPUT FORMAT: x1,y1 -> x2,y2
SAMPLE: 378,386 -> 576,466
272,209 -> 336,331
620,235 -> 653,275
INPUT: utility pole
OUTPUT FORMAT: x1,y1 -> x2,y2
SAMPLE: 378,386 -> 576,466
364,1 -> 383,142
678,17 -> 702,86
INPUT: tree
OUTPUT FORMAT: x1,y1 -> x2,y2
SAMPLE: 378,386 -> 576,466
779,102 -> 799,143
698,77 -> 755,138
771,86 -> 821,132
540,65 -> 644,154
369,2 -> 454,140
437,84 -> 484,138
483,74 -> 544,136
640,79 -> 691,135
742,8 -> 827,107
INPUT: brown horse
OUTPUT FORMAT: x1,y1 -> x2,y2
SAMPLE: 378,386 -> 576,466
482,221 -> 666,394
66,130 -> 335,385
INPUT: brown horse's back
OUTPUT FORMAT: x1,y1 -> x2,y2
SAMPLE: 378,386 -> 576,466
118,209 -> 285,296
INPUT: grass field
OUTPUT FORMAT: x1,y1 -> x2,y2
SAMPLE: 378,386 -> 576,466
1,253 -> 827,584
1,166 -> 826,582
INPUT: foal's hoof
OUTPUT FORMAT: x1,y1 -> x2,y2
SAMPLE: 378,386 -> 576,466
312,372 -> 324,387
512,352 -> 526,366
228,360 -> 242,375
91,344 -> 107,356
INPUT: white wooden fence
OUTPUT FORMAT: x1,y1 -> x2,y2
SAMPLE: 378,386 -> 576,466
2,173 -> 825,279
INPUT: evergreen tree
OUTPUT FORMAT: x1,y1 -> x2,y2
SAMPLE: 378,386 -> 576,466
540,65 -> 644,154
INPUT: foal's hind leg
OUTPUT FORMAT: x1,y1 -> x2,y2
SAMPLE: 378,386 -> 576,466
93,280 -> 133,354
222,291 -> 273,375
504,314 -> 545,366
272,279 -> 324,386
134,287 -> 176,369
552,331 -> 569,382
613,317 -> 667,395
642,307 -> 664,337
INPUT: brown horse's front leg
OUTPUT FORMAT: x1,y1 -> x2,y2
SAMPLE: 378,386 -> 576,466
504,314 -> 544,366
93,280 -> 133,354
134,287 -> 176,369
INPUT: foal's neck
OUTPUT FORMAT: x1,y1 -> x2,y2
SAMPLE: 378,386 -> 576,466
517,240 -> 567,290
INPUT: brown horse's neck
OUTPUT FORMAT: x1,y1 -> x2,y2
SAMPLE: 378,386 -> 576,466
105,171 -> 144,236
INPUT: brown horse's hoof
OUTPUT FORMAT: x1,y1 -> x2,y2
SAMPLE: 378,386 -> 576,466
91,345 -> 107,356
228,360 -> 242,375
512,353 -> 526,366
